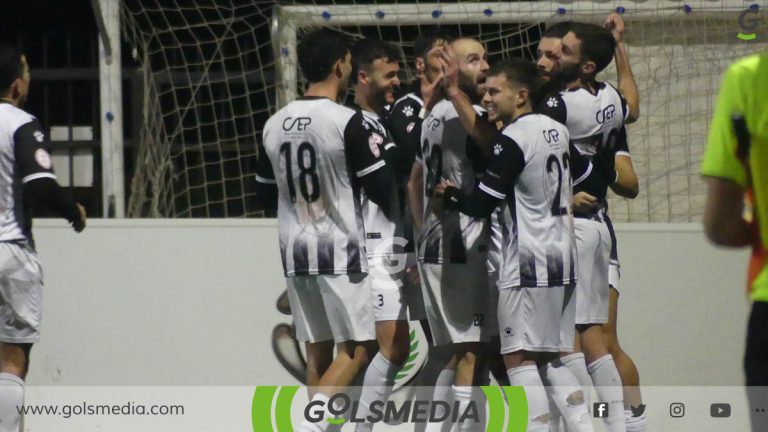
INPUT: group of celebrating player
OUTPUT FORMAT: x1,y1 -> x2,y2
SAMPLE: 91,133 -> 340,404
258,13 -> 647,432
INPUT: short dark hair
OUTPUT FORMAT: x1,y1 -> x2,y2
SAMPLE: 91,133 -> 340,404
487,57 -> 542,104
569,22 -> 616,76
297,29 -> 350,84
0,43 -> 23,92
413,28 -> 455,61
350,38 -> 401,84
542,21 -> 573,39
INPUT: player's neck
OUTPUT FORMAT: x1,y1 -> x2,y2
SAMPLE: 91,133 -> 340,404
0,97 -> 16,107
353,91 -> 381,116
509,105 -> 532,123
564,78 -> 584,91
304,81 -> 340,102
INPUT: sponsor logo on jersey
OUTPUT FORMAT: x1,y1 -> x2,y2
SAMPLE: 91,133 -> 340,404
406,121 -> 415,134
282,117 -> 312,131
595,105 -> 616,124
369,133 -> 384,157
34,149 -> 52,169
543,129 -> 561,144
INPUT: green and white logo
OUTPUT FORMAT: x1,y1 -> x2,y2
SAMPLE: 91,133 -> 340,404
251,385 -> 528,431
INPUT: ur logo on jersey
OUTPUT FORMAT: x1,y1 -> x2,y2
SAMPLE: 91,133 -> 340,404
595,105 -> 617,124
282,117 -> 312,131
543,129 -> 561,144
425,117 -> 441,131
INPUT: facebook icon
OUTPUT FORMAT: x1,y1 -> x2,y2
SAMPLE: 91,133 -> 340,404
594,402 -> 609,418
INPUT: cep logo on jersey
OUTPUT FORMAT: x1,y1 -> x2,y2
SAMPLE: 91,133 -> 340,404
595,105 -> 617,124
33,131 -> 45,142
34,149 -> 52,170
282,117 -> 312,131
543,129 -> 561,143
369,133 -> 384,157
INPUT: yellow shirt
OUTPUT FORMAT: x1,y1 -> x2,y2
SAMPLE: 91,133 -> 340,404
701,52 -> 768,302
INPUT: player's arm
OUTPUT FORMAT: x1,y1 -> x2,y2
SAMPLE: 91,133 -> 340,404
407,160 -> 425,229
701,63 -> 752,247
605,13 -> 640,123
345,113 -> 397,217
436,135 -> 524,217
254,141 -> 277,217
15,120 -> 85,232
609,127 -> 639,198
387,99 -> 423,176
441,48 -> 496,156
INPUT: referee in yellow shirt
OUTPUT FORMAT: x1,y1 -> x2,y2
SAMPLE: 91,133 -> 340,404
701,51 -> 768,430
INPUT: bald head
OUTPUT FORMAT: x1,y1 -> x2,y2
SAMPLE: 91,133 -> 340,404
450,38 -> 489,102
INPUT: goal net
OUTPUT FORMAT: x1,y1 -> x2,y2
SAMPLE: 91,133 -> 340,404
123,0 -> 766,221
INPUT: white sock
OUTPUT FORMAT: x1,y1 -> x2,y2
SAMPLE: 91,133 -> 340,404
507,365 -> 549,432
561,352 -> 593,405
422,368 -> 456,432
355,352 -> 401,432
543,360 -> 595,432
588,355 -> 625,432
0,373 -> 25,432
625,409 -> 647,432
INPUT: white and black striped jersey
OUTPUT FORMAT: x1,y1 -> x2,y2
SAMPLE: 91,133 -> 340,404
357,108 -> 404,258
0,103 -> 57,244
540,82 -> 628,159
260,97 -> 388,277
478,113 -> 577,288
418,99 -> 489,264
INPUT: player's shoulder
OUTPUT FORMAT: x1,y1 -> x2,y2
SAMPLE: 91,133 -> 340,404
391,92 -> 423,114
0,104 -> 37,133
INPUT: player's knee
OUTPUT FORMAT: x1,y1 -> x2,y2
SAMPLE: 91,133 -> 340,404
383,339 -> 410,366
566,389 -> 585,406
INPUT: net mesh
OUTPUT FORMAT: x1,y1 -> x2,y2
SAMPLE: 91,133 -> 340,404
122,0 -> 766,221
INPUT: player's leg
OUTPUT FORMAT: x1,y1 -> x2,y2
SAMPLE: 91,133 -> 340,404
356,268 -> 410,432
485,272 -> 509,386
0,243 -> 43,432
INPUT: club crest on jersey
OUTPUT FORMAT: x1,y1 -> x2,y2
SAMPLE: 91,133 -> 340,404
595,105 -> 616,124
493,143 -> 503,155
406,122 -> 415,134
282,117 -> 312,131
546,97 -> 559,108
33,131 -> 45,142
402,105 -> 414,117
34,149 -> 52,169
543,129 -> 560,143
369,133 -> 384,157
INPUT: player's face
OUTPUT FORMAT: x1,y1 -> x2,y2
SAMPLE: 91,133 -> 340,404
453,39 -> 489,100
552,31 -> 581,83
536,37 -> 561,82
15,55 -> 30,106
368,58 -> 401,106
481,74 -> 518,124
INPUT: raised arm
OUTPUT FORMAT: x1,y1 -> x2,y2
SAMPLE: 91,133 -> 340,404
605,13 -> 640,124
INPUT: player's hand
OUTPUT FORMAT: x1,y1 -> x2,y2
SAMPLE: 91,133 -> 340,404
405,264 -> 421,287
433,178 -> 456,197
421,57 -> 445,111
604,13 -> 625,44
439,45 -> 460,96
73,203 -> 86,233
572,192 -> 598,213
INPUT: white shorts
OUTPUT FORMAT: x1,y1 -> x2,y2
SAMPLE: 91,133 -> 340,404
368,255 -> 407,322
0,241 -> 43,344
402,253 -> 427,321
604,213 -> 621,292
574,218 -> 611,325
487,271 -> 500,338
418,255 -> 490,346
286,274 -> 376,343
498,285 -> 575,354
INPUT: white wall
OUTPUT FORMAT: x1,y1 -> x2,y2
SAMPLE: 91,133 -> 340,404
26,220 -> 749,386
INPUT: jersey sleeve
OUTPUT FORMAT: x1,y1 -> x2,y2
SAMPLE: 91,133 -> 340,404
13,120 -> 56,183
388,98 -> 423,167
569,143 -> 594,186
254,142 -> 276,185
344,111 -> 388,178
477,135 -> 526,199
615,126 -> 630,158
700,63 -> 748,187
537,93 -> 568,125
